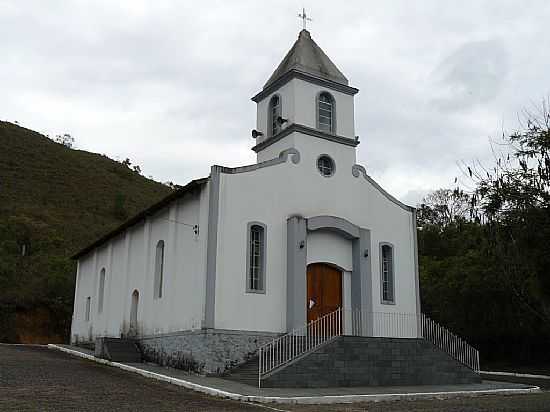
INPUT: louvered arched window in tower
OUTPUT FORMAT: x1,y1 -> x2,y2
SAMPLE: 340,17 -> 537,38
317,92 -> 335,133
269,95 -> 282,137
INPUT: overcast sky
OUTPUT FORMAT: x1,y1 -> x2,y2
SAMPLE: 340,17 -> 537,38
2,0 -> 549,205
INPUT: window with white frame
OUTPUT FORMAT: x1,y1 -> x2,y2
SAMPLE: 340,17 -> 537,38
154,240 -> 165,299
269,95 -> 282,137
98,268 -> 106,314
380,243 -> 395,303
85,296 -> 91,321
246,223 -> 266,293
318,92 -> 334,133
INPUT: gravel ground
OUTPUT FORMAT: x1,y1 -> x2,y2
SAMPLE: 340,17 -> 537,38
1,344 -> 549,412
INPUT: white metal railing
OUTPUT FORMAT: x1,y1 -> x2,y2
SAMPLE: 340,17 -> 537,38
420,313 -> 480,373
257,308 -> 480,387
346,310 -> 420,338
258,307 -> 342,387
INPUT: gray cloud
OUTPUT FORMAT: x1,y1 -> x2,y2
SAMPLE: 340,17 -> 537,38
430,40 -> 508,111
1,0 -> 550,201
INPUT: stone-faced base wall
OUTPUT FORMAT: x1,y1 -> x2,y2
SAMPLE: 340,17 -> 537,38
262,336 -> 481,388
138,329 -> 277,376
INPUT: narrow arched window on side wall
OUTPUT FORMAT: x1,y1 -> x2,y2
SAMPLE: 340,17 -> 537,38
317,92 -> 335,133
246,223 -> 266,293
269,95 -> 282,137
380,243 -> 395,304
154,240 -> 165,299
85,297 -> 91,322
98,268 -> 106,314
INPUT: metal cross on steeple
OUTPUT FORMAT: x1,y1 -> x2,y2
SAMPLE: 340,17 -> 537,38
298,8 -> 312,30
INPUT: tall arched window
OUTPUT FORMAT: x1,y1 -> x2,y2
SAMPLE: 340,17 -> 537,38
380,243 -> 395,304
317,92 -> 335,133
154,240 -> 165,299
98,268 -> 106,314
246,223 -> 266,293
269,95 -> 282,137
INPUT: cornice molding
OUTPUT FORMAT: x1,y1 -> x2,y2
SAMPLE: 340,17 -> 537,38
251,69 -> 359,103
215,148 -> 301,175
352,164 -> 414,212
252,123 -> 358,153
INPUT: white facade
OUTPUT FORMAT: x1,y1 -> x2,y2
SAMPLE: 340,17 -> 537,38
70,29 -> 420,344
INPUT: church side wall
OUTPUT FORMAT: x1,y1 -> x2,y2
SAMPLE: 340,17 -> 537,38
214,144 -> 416,334
70,186 -> 208,344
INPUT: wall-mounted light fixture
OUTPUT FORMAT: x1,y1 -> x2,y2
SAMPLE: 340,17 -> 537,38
299,240 -> 305,249
364,249 -> 369,258
277,116 -> 288,126
251,129 -> 264,139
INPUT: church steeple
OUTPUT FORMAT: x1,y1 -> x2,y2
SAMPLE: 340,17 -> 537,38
263,29 -> 349,89
252,29 -> 359,169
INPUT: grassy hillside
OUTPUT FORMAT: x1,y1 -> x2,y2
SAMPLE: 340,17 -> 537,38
0,121 -> 172,343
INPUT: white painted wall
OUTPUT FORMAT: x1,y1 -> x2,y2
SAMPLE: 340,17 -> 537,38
214,141 -> 416,334
71,185 -> 210,343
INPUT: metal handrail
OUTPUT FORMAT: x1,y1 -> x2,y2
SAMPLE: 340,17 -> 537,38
256,308 -> 480,387
421,313 -> 480,372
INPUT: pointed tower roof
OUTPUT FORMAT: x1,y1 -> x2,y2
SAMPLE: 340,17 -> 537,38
252,30 -> 357,102
264,29 -> 349,88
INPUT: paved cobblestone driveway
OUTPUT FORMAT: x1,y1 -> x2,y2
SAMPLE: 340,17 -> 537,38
1,344 -> 549,412
0,345 -> 264,412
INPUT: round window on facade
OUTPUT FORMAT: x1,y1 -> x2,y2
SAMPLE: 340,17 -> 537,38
317,155 -> 335,177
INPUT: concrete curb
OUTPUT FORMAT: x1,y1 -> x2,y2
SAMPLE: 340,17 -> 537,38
481,370 -> 550,380
48,344 -> 541,405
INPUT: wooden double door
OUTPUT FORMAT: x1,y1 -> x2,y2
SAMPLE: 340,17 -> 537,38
306,263 -> 342,323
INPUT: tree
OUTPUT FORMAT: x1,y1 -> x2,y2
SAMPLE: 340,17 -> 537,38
418,189 -> 470,228
467,100 -> 550,328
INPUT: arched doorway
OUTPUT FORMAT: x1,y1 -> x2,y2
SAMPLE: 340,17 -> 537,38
129,289 -> 139,337
306,263 -> 342,323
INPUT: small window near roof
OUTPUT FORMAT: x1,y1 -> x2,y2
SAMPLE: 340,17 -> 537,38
317,155 -> 335,177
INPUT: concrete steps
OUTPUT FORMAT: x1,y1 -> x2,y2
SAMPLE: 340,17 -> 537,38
261,336 -> 482,388
95,338 -> 142,363
225,357 -> 259,386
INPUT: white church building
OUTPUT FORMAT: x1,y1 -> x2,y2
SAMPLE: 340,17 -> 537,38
70,29 -> 479,385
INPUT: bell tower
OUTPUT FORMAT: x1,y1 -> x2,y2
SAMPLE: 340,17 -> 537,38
251,29 -> 360,169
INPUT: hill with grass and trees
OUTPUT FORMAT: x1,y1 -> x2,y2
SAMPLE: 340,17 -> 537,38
0,121 -> 171,343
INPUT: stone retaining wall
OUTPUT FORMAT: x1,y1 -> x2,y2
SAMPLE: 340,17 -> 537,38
138,329 -> 277,375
